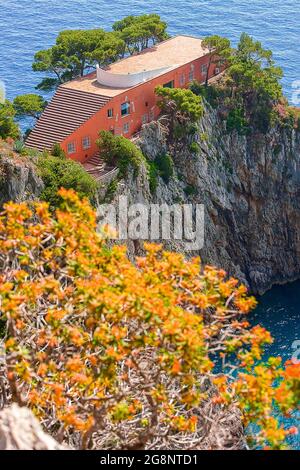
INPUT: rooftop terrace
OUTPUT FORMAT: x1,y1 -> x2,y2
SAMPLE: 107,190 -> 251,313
62,35 -> 208,97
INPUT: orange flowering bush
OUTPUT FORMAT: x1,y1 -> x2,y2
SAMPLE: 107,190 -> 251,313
0,189 -> 299,449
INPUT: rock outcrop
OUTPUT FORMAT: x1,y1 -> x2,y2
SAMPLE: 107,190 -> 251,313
0,153 -> 44,206
0,404 -> 67,450
102,104 -> 300,294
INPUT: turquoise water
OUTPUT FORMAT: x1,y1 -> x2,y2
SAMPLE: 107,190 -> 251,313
249,282 -> 300,449
1,0 -> 299,448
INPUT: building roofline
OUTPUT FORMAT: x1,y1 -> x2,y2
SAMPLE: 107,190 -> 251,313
61,35 -> 207,90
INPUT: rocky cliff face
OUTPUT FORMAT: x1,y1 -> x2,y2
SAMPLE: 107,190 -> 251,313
0,153 -> 44,206
104,104 -> 300,294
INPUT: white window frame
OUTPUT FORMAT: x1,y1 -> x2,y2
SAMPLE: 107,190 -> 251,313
123,122 -> 130,134
82,136 -> 91,150
121,102 -> 130,117
189,71 -> 194,82
107,108 -> 114,118
67,142 -> 76,154
201,64 -> 208,74
179,74 -> 186,86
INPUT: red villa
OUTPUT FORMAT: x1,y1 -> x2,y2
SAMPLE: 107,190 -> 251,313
26,35 -> 223,169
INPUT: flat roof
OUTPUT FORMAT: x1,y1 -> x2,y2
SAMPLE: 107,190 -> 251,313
62,35 -> 208,97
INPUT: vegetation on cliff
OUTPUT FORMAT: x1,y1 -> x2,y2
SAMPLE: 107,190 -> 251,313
97,130 -> 146,177
156,86 -> 204,123
0,139 -> 97,209
36,151 -> 98,208
0,189 -> 299,450
0,101 -> 20,140
193,32 -> 299,133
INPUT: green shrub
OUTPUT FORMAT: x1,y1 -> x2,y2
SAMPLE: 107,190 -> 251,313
14,140 -> 26,154
0,100 -> 20,140
97,130 -> 145,176
154,153 -> 174,184
51,142 -> 66,158
104,178 -> 118,202
155,86 -> 203,122
147,161 -> 159,194
189,142 -> 200,154
189,81 -> 222,107
173,123 -> 186,139
37,153 -> 98,208
226,108 -> 249,135
184,184 -> 198,196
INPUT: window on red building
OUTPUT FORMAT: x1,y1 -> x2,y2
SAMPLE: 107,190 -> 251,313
82,136 -> 91,150
121,102 -> 130,116
201,64 -> 208,75
67,142 -> 76,154
163,80 -> 174,89
123,122 -> 130,134
107,108 -> 114,118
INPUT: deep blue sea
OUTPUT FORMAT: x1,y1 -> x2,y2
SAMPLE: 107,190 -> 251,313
1,0 -> 299,448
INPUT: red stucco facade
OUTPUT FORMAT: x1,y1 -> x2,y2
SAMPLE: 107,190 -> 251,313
61,55 -> 222,163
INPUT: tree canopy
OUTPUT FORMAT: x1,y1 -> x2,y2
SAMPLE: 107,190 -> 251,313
32,15 -> 168,91
97,130 -> 145,176
155,86 -> 204,122
228,33 -> 283,101
113,14 -> 168,55
36,151 -> 98,208
13,94 -> 47,120
202,35 -> 232,86
0,100 -> 20,140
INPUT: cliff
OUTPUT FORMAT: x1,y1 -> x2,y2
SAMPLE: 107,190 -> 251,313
103,103 -> 300,294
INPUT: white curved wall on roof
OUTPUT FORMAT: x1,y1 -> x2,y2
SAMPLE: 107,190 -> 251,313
96,64 -> 173,88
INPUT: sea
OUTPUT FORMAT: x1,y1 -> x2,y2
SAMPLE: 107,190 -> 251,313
0,0 -> 299,448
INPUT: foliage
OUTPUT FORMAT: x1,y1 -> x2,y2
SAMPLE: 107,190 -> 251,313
226,108 -> 250,135
0,100 -> 20,140
154,153 -> 174,183
104,178 -> 118,202
33,15 -> 168,91
51,142 -> 66,158
0,189 -> 299,450
155,86 -> 203,123
97,130 -> 145,176
189,142 -> 200,154
112,14 -> 168,55
173,123 -> 187,140
202,35 -> 232,86
36,153 -> 98,208
226,33 -> 283,132
190,80 -> 223,107
274,104 -> 300,131
13,94 -> 47,120
147,160 -> 159,194
229,33 -> 283,99
33,29 -> 125,91
184,184 -> 198,196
